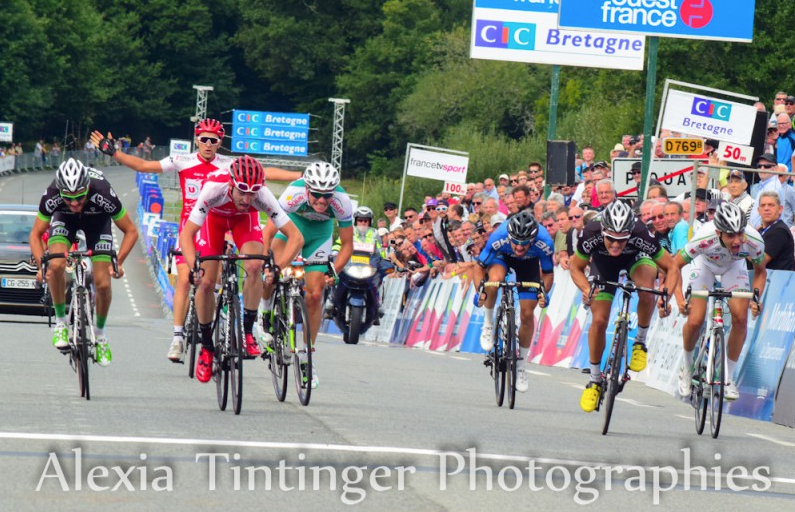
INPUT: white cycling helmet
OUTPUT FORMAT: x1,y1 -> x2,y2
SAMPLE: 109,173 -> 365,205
55,158 -> 90,194
303,162 -> 340,192
600,200 -> 635,238
713,201 -> 746,234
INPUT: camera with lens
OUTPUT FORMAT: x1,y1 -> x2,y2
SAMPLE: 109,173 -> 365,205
629,135 -> 642,146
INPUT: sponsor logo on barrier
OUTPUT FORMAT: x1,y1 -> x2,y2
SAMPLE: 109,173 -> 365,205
766,302 -> 795,332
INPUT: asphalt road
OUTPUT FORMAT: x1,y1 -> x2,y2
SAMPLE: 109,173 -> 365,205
0,167 -> 794,511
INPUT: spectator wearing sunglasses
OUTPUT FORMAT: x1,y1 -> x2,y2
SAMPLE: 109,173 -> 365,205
561,206 -> 585,271
89,121 -> 302,363
403,207 -> 419,226
383,201 -> 403,232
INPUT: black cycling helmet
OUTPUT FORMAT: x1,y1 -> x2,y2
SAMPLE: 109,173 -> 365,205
506,210 -> 539,243
713,201 -> 746,234
600,201 -> 635,238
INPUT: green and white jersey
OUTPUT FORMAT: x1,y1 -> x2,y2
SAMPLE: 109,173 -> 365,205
680,220 -> 765,268
278,179 -> 353,227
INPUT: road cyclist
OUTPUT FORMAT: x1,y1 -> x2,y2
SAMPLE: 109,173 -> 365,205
671,201 -> 765,402
178,155 -> 303,383
475,210 -> 555,394
569,201 -> 678,413
29,158 -> 139,366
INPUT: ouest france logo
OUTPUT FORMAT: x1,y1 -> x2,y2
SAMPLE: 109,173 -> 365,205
690,97 -> 732,122
600,0 -> 714,29
474,20 -> 536,50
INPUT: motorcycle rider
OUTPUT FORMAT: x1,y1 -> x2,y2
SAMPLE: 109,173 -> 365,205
324,206 -> 388,325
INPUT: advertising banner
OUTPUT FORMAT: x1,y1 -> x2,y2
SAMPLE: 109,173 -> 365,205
169,139 -> 192,157
471,0 -> 645,71
558,0 -> 756,43
661,89 -> 758,145
231,109 -> 310,156
406,147 -> 469,184
0,122 -> 12,142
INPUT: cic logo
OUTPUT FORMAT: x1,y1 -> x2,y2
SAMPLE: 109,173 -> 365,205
691,97 -> 732,122
235,112 -> 262,123
474,20 -> 536,50
235,126 -> 261,137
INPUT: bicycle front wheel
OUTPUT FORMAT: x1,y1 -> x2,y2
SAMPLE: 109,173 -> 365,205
291,296 -> 312,406
493,304 -> 507,407
229,294 -> 244,415
506,309 -> 518,410
270,306 -> 288,402
601,320 -> 627,435
709,329 -> 725,439
214,305 -> 229,411
74,289 -> 90,400
693,341 -> 708,435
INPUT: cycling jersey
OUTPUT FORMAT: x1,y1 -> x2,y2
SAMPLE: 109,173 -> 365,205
159,153 -> 234,221
477,222 -> 554,301
679,220 -> 764,269
187,170 -> 288,227
575,219 -> 664,300
275,179 -> 353,271
37,169 -> 124,261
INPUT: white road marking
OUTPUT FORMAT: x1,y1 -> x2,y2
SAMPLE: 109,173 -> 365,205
615,397 -> 659,408
450,356 -> 469,361
526,370 -> 550,377
747,433 -> 795,448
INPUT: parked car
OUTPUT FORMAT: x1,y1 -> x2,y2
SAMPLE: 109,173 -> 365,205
0,204 -> 49,316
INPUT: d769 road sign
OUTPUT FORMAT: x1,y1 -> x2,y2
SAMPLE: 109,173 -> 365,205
663,138 -> 703,155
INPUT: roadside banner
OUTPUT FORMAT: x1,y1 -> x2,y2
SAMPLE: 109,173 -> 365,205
448,284 -> 476,352
391,281 -> 428,344
471,0 -> 645,71
169,139 -> 192,157
530,267 -> 582,366
405,279 -> 442,348
405,145 -> 469,184
729,270 -> 795,421
0,122 -> 12,142
661,89 -> 758,145
772,343 -> 795,428
428,280 -> 458,351
432,278 -> 465,351
642,299 -> 687,395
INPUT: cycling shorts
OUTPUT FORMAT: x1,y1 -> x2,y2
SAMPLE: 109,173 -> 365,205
487,255 -> 543,301
196,211 -> 263,257
47,212 -> 114,263
275,213 -> 333,273
687,257 -> 749,295
590,254 -> 656,301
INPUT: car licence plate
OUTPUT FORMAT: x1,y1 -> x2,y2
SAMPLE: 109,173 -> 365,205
1,277 -> 37,289
351,256 -> 370,264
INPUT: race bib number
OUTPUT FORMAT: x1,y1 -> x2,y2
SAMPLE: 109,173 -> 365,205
353,241 -> 375,253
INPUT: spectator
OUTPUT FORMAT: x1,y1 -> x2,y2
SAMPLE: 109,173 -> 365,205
377,218 -> 387,230
776,164 -> 795,227
471,193 -> 487,216
529,187 -> 541,205
776,113 -> 795,172
446,203 -> 464,222
533,200 -> 547,220
490,212 -> 507,230
481,197 -> 499,217
758,191 -> 795,270
512,185 -> 531,212
474,182 -> 485,194
503,188 -> 518,215
646,183 -> 668,202
403,207 -> 418,225
749,154 -> 784,228
725,169 -> 754,221
561,206 -> 585,271
579,180 -> 595,209
483,178 -> 499,200
594,179 -> 616,210
571,164 -> 596,207
576,146 -> 595,181
664,201 -> 689,253
384,201 -> 402,231
649,202 -> 672,252
516,172 -> 529,187
546,193 -> 564,212
498,173 -> 510,187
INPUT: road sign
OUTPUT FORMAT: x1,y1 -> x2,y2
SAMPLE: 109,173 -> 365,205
612,158 -> 702,198
717,141 -> 755,166
662,138 -> 703,155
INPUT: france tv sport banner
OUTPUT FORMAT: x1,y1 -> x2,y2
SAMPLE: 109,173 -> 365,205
406,146 -> 469,184
471,0 -> 645,71
660,89 -> 758,145
558,0 -> 755,43
232,109 -> 309,157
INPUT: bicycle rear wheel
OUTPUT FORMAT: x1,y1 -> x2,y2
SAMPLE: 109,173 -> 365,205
493,304 -> 507,407
270,303 -> 288,402
214,303 -> 229,411
601,321 -> 626,435
229,294 -> 244,415
74,289 -> 90,400
506,309 -> 518,410
292,296 -> 312,406
709,330 -> 725,439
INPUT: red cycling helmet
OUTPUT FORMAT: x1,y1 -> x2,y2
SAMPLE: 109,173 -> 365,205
229,155 -> 265,193
194,118 -> 225,138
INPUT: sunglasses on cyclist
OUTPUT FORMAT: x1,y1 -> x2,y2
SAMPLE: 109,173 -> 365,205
509,236 -> 531,246
197,136 -> 221,145
60,189 -> 89,202
604,233 -> 630,243
233,181 -> 262,193
309,191 -> 333,199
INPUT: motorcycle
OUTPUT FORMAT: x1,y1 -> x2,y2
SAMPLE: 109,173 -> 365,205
330,241 -> 390,345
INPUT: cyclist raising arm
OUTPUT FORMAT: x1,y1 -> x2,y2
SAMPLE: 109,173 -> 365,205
89,121 -> 301,362
671,201 -> 765,401
475,210 -> 555,393
29,159 -> 138,366
179,156 -> 303,383
570,201 -> 677,413
261,163 -> 354,389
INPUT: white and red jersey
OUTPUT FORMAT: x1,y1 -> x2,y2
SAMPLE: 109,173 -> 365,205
187,170 -> 289,229
159,153 -> 235,221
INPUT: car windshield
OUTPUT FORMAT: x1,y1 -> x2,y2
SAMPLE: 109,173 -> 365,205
0,212 -> 35,244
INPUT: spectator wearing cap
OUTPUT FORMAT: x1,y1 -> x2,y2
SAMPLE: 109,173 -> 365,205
766,122 -> 778,155
611,143 -> 628,160
749,154 -> 785,228
498,174 -> 510,187
758,191 -> 795,271
726,169 -> 754,221
383,202 -> 402,231
776,113 -> 795,172
571,164 -> 595,207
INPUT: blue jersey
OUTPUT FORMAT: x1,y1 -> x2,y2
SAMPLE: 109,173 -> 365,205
477,222 -> 555,273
